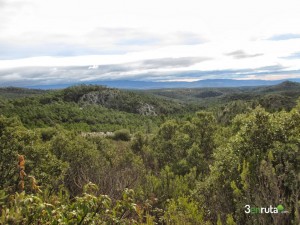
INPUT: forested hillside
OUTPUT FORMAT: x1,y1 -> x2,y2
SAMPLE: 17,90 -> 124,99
146,81 -> 300,111
0,83 -> 299,224
0,85 -> 194,133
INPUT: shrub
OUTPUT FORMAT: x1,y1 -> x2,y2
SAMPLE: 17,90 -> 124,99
113,129 -> 131,141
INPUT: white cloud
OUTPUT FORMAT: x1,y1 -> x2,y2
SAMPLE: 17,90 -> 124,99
1,0 -> 300,84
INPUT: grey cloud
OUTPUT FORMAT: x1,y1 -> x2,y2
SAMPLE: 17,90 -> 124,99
281,52 -> 300,59
91,27 -> 142,37
153,68 -> 300,81
139,57 -> 210,69
0,41 -> 128,60
129,70 -> 240,81
173,31 -> 208,45
0,0 -> 16,9
0,0 -> 32,21
0,67 -> 84,86
0,0 -> 6,7
1,60 -> 299,87
0,0 -> 30,8
90,27 -> 208,47
148,69 -> 253,80
116,38 -> 160,46
0,27 -> 208,59
89,27 -> 162,47
226,50 -> 263,59
0,27 -> 145,59
268,33 -> 300,41
0,57 -> 210,85
132,64 -> 299,81
85,57 -> 210,73
256,65 -> 286,71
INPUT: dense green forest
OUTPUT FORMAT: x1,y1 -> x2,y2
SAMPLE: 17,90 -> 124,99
0,83 -> 299,224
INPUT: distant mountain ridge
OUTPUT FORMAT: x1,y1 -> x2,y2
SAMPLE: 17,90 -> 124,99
25,78 -> 300,90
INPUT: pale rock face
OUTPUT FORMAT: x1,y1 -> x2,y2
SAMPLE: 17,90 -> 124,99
79,90 -> 120,105
81,131 -> 114,137
78,90 -> 157,116
137,103 -> 157,116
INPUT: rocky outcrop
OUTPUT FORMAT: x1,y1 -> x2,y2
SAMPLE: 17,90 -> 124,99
79,90 -> 120,105
81,131 -> 114,137
79,90 -> 157,116
137,103 -> 157,116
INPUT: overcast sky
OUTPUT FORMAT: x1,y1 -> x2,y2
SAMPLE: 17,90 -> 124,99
1,0 -> 300,86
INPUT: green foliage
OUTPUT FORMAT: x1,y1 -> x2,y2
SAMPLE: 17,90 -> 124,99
0,116 -> 67,192
0,85 -> 186,133
1,84 -> 300,224
226,214 -> 236,225
217,215 -> 223,225
152,111 -> 216,176
0,87 -> 45,99
142,167 -> 197,205
195,106 -> 300,224
147,81 -> 300,112
0,186 -> 143,225
50,133 -> 103,195
113,129 -> 131,141
163,197 -> 209,225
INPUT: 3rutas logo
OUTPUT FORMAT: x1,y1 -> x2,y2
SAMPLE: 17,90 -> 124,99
244,204 -> 288,214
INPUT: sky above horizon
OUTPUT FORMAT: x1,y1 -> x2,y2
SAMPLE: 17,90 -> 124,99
1,0 -> 300,86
